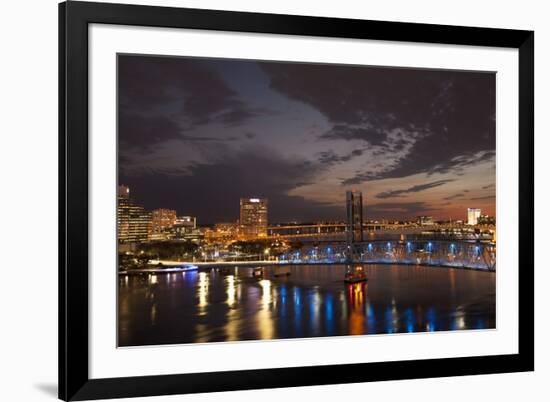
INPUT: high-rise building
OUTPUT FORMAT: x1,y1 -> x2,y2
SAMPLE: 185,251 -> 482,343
346,191 -> 364,243
239,198 -> 268,239
151,209 -> 177,234
467,208 -> 481,225
117,186 -> 151,243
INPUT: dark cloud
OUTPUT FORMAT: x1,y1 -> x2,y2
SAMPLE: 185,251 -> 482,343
120,148 -> 343,223
318,149 -> 365,165
427,150 -> 495,176
118,112 -> 183,153
443,193 -> 465,201
261,63 -> 495,183
482,183 -> 495,190
214,106 -> 265,127
118,55 -> 265,151
341,173 -> 368,186
320,124 -> 387,146
118,56 -> 496,222
375,179 -> 454,199
178,134 -> 239,142
469,195 -> 495,201
342,150 -> 495,185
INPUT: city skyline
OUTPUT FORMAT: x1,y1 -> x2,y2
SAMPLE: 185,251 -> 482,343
119,184 -> 490,228
119,55 -> 496,223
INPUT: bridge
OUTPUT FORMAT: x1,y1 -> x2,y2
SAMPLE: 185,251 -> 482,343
266,222 -> 495,242
151,239 -> 495,272
267,222 -> 403,238
278,239 -> 496,271
266,188 -> 495,272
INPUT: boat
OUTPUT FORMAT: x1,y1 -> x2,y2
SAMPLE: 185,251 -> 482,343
154,264 -> 199,272
344,265 -> 368,283
121,264 -> 199,275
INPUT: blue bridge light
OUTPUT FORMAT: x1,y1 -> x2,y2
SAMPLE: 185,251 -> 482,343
474,245 -> 481,256
271,239 -> 493,271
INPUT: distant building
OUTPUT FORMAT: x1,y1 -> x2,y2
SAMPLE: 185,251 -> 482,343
171,225 -> 202,243
205,222 -> 239,244
239,198 -> 268,238
175,216 -> 196,228
346,191 -> 364,243
117,186 -> 151,243
477,214 -> 496,225
417,216 -> 434,226
148,230 -> 173,241
151,209 -> 177,234
467,208 -> 481,225
215,222 -> 239,239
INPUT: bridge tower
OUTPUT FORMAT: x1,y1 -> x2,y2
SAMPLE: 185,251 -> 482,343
346,190 -> 364,262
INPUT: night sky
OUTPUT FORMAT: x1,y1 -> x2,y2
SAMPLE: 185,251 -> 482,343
118,54 -> 496,225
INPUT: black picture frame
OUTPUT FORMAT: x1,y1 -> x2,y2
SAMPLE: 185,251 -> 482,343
59,1 -> 534,400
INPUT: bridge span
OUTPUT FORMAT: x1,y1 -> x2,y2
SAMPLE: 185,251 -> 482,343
153,239 -> 496,272
266,223 -> 495,242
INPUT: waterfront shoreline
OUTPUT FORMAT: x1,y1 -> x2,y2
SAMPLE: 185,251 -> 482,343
120,260 -> 496,275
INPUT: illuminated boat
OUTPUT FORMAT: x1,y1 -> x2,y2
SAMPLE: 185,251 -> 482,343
344,265 -> 368,283
156,264 -> 199,272
121,264 -> 199,274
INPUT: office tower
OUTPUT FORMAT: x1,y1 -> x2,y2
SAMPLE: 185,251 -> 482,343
117,185 -> 151,243
239,198 -> 268,239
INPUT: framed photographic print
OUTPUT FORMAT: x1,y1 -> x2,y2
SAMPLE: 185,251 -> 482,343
59,1 -> 534,400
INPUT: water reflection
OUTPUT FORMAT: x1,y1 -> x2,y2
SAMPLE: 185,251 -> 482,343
226,275 -> 236,307
198,272 -> 208,313
348,283 -> 366,335
118,264 -> 495,346
258,279 -> 274,339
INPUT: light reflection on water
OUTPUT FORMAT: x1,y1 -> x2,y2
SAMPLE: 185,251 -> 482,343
118,264 -> 495,347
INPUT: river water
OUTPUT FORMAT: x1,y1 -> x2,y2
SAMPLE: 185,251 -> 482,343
118,264 -> 495,346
